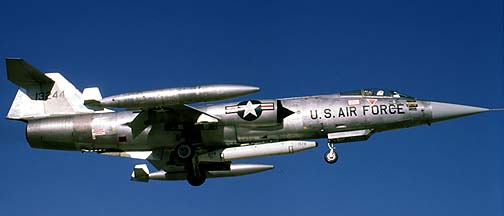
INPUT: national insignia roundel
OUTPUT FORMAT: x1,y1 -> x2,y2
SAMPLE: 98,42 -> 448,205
225,100 -> 275,121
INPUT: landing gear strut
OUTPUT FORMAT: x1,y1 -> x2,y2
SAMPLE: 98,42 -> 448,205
324,142 -> 338,164
185,150 -> 207,186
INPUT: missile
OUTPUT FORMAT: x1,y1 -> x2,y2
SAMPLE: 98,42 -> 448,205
99,84 -> 260,108
198,140 -> 318,162
131,163 -> 274,182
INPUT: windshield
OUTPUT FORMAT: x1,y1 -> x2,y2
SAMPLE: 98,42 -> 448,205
341,89 -> 414,99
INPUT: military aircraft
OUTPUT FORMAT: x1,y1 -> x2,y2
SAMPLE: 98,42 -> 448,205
6,58 -> 499,186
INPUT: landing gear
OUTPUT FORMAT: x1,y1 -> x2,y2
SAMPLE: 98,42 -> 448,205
324,142 -> 338,164
187,169 -> 206,186
175,143 -> 194,162
185,153 -> 207,186
174,144 -> 207,186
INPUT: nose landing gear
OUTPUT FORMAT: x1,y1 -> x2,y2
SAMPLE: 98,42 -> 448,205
324,142 -> 338,164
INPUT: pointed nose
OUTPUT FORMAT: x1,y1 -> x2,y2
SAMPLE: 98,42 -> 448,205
429,101 -> 489,122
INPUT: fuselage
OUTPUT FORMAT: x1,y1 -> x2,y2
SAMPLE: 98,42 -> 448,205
8,59 -> 493,186
25,93 -> 433,152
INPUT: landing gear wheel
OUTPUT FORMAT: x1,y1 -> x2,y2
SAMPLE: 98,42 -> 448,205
324,149 -> 338,164
186,169 -> 206,186
175,144 -> 194,162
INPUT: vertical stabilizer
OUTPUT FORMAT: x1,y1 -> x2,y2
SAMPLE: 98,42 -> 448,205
6,58 -> 93,120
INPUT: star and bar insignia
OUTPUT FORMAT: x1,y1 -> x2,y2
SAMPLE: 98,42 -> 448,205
225,100 -> 275,121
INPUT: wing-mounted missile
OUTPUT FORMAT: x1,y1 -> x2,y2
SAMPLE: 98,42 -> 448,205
99,85 -> 260,109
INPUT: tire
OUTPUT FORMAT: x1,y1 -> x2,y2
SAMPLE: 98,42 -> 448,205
175,144 -> 194,162
187,171 -> 206,186
324,149 -> 338,164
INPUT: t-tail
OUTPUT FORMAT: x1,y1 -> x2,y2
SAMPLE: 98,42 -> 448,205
6,58 -> 104,121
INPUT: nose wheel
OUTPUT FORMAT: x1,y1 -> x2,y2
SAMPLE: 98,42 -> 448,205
324,143 -> 338,164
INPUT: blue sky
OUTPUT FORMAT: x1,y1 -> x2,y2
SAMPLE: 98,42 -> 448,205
0,0 -> 502,215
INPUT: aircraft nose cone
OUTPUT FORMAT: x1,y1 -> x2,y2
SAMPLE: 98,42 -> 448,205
429,101 -> 489,122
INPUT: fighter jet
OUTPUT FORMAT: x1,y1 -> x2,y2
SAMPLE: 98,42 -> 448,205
6,58 -> 500,186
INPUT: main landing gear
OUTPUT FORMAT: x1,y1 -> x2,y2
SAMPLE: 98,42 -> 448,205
324,142 -> 338,164
175,143 -> 194,161
175,143 -> 206,186
186,157 -> 206,186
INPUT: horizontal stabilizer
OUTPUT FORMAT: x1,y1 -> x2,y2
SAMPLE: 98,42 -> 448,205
6,58 -> 54,90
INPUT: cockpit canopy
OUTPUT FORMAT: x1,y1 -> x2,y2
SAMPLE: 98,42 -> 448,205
340,88 -> 414,99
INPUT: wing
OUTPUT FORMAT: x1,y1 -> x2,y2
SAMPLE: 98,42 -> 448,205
126,104 -> 219,137
93,84 -> 266,183
96,84 -> 258,140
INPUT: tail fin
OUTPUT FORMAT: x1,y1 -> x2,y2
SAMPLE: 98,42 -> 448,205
6,58 -> 94,120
